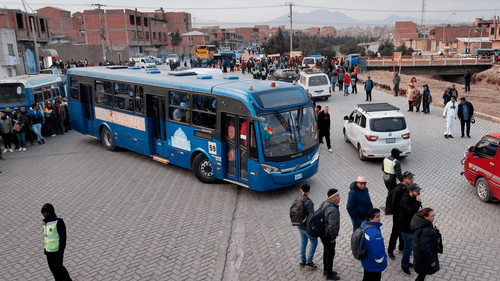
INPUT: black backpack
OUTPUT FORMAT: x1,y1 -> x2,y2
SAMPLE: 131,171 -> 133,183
306,203 -> 331,238
351,223 -> 376,260
289,197 -> 308,226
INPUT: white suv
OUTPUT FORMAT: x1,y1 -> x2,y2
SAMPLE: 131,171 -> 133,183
297,68 -> 331,100
343,103 -> 411,160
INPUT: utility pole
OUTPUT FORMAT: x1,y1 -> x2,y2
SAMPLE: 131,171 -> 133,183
420,0 -> 426,51
92,3 -> 107,63
286,2 -> 295,53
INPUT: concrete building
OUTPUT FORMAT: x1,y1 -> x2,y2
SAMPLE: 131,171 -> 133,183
0,8 -> 51,76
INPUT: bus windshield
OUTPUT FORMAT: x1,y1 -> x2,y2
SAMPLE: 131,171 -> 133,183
260,105 -> 317,158
0,83 -> 26,105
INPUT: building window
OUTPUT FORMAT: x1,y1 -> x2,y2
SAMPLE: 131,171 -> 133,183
16,13 -> 24,29
130,15 -> 135,25
144,18 -> 148,26
491,27 -> 495,35
136,16 -> 141,26
153,32 -> 156,40
7,44 -> 15,56
145,31 -> 149,40
40,18 -> 46,32
138,31 -> 143,40
158,32 -> 161,40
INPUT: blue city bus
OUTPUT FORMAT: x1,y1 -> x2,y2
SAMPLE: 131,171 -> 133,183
66,66 -> 319,191
0,74 -> 66,113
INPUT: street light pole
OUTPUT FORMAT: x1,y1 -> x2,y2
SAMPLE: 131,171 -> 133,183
443,12 -> 456,48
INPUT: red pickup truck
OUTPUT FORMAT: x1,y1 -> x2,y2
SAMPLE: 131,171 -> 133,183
462,132 -> 500,202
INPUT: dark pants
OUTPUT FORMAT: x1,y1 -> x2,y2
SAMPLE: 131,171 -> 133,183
416,273 -> 427,281
1,133 -> 13,149
319,129 -> 331,149
363,270 -> 382,281
408,100 -> 414,111
366,90 -> 372,101
46,252 -> 72,281
394,85 -> 399,96
352,84 -> 357,93
320,237 -> 336,277
388,213 -> 404,253
338,82 -> 343,91
423,101 -> 430,113
383,177 -> 396,214
465,81 -> 470,92
460,119 -> 471,137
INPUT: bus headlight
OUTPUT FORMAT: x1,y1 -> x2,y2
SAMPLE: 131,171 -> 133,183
311,150 -> 320,164
261,163 -> 281,174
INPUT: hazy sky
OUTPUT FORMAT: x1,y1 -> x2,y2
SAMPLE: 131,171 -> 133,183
3,0 -> 500,26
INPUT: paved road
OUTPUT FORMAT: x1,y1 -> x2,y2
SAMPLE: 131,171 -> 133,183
1,70 -> 499,281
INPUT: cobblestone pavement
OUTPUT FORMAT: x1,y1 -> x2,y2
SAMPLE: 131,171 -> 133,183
1,71 -> 499,281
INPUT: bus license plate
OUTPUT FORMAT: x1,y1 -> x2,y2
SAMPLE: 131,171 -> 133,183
288,76 -> 292,78
386,138 -> 395,144
295,173 -> 303,180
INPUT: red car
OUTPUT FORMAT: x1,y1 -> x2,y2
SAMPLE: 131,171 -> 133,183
462,132 -> 500,202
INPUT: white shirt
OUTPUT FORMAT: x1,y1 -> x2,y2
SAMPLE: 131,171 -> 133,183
443,101 -> 458,118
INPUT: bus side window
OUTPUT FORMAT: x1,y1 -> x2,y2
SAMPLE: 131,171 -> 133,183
43,87 -> 51,100
34,88 -> 43,103
192,94 -> 216,129
169,91 -> 190,123
134,86 -> 144,114
95,80 -> 113,107
249,121 -> 258,160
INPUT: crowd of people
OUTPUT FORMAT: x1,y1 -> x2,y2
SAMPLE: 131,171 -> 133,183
294,152 -> 443,281
0,99 -> 70,160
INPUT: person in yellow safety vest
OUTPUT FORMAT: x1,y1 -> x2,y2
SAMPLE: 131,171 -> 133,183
382,148 -> 403,215
42,203 -> 72,281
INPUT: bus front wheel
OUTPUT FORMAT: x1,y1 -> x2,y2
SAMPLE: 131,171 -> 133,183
192,153 -> 215,183
101,127 -> 116,151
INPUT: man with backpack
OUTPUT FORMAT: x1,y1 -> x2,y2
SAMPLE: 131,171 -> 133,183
290,184 -> 318,269
359,208 -> 387,281
387,171 -> 414,260
319,189 -> 341,280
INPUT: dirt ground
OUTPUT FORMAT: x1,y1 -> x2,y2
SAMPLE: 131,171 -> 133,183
356,65 -> 500,122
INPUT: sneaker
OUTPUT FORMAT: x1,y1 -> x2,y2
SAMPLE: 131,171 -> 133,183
22,148 -> 26,152
18,148 -> 22,151
2,149 -> 7,153
42,138 -> 45,144
444,135 -> 449,139
305,262 -> 318,270
449,135 -> 454,138
328,148 -> 333,153
467,135 -> 471,138
388,252 -> 395,260
9,149 -> 14,152
300,261 -> 306,267
401,267 -> 411,276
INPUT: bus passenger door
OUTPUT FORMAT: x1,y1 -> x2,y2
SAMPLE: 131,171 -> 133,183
80,84 -> 95,135
223,114 -> 249,183
147,95 -> 167,156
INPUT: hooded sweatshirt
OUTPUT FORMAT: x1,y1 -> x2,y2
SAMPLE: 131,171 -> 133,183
42,203 -> 67,253
346,181 -> 373,229
410,214 -> 440,275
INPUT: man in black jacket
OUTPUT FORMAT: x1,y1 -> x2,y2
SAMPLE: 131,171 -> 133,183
318,106 -> 332,152
399,184 -> 422,276
382,148 -> 403,215
320,189 -> 341,280
297,184 -> 318,269
457,97 -> 474,138
387,171 -> 414,259
42,203 -> 72,281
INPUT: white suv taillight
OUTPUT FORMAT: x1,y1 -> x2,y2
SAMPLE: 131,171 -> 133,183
365,135 -> 379,142
402,133 -> 411,139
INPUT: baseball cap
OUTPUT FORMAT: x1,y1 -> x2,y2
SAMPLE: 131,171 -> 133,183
402,171 -> 414,179
407,183 -> 421,192
356,176 -> 367,183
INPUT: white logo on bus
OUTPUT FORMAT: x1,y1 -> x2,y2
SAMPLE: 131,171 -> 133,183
171,128 -> 191,151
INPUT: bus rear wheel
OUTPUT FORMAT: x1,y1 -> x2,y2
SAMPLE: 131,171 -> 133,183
101,127 -> 116,151
192,153 -> 215,183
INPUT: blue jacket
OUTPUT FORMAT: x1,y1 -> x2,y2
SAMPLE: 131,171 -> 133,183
364,79 -> 374,91
346,181 -> 373,229
360,221 -> 387,272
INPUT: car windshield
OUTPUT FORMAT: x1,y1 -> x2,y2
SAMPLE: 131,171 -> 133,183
369,117 -> 407,132
309,75 -> 328,86
168,54 -> 178,58
260,106 -> 317,158
475,136 -> 499,158
303,58 -> 315,65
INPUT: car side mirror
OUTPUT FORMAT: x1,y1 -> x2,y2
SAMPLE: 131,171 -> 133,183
343,116 -> 349,120
468,146 -> 474,152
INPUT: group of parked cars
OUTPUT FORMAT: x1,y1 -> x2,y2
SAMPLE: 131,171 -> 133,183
128,54 -> 181,68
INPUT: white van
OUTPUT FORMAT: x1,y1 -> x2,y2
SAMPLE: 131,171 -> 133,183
130,57 -> 156,68
302,56 -> 325,68
297,69 -> 331,100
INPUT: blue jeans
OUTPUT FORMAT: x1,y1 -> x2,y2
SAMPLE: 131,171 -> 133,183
32,123 -> 43,141
401,232 -> 414,268
331,81 -> 336,91
16,131 -> 26,148
344,84 -> 349,94
299,228 -> 318,263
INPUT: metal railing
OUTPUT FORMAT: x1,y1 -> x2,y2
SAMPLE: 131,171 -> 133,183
367,55 -> 494,67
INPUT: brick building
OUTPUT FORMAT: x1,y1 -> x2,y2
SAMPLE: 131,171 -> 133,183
0,8 -> 51,76
36,6 -> 83,42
